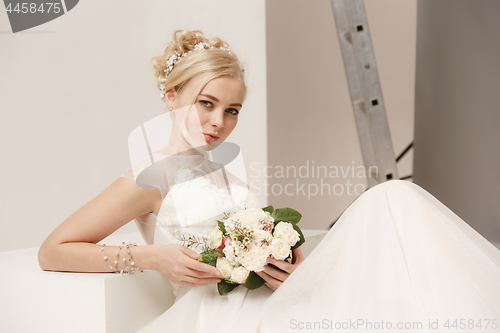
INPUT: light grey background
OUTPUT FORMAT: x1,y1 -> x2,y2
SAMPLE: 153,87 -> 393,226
414,0 -> 500,245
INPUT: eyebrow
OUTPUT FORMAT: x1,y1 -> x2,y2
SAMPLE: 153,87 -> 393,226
199,94 -> 242,107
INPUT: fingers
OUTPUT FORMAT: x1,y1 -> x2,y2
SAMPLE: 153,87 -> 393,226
265,282 -> 278,291
177,244 -> 201,260
266,256 -> 294,274
262,261 -> 290,281
175,245 -> 221,277
183,275 -> 222,286
185,258 -> 221,278
169,265 -> 221,286
256,270 -> 282,291
255,251 -> 306,291
291,247 -> 305,264
179,276 -> 221,287
187,263 -> 222,279
187,266 -> 221,279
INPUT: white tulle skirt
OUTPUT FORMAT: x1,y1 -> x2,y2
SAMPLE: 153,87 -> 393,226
136,180 -> 500,333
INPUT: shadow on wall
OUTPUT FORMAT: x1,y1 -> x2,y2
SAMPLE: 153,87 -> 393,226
413,0 -> 500,244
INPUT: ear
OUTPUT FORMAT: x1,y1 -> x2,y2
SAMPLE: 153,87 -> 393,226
164,88 -> 176,110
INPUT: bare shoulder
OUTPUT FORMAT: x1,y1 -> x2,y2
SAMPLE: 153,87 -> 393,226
41,176 -> 163,247
111,177 -> 163,216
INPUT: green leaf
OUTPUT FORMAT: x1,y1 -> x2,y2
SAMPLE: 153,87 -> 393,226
291,224 -> 305,250
218,280 -> 239,295
262,205 -> 274,214
271,208 -> 302,224
243,271 -> 266,290
198,250 -> 217,267
217,220 -> 227,235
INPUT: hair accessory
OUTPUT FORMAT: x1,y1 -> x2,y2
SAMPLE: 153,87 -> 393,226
159,42 -> 232,99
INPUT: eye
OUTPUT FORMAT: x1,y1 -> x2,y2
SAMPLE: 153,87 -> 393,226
226,108 -> 239,116
199,100 -> 213,108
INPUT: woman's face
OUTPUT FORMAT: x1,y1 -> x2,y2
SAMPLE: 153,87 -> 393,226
165,74 -> 245,150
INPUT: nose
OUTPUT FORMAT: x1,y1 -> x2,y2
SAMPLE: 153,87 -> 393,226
210,108 -> 224,128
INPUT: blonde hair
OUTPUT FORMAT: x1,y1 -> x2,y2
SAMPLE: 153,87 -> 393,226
151,30 -> 246,164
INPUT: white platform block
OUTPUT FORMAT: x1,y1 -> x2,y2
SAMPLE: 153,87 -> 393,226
0,229 -> 327,333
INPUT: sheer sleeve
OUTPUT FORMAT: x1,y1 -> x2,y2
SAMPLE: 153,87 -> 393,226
120,168 -> 135,181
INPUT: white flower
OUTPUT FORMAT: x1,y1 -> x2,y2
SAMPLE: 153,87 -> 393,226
241,244 -> 271,272
216,257 -> 234,280
223,244 -> 239,266
273,222 -> 300,247
232,241 -> 247,264
253,229 -> 272,245
270,238 -> 291,261
223,219 -> 237,235
205,228 -> 223,249
234,240 -> 246,253
230,266 -> 250,284
229,208 -> 274,230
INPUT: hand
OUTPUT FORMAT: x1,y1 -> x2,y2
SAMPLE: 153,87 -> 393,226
255,247 -> 305,291
153,244 -> 222,287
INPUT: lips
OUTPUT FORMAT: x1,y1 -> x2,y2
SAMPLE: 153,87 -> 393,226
204,133 -> 219,142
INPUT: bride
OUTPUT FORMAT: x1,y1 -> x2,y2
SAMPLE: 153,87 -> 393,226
38,30 -> 500,332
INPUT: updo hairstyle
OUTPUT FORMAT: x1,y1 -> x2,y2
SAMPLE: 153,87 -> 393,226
151,30 -> 247,106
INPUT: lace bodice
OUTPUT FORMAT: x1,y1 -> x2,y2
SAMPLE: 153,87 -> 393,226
154,166 -> 260,249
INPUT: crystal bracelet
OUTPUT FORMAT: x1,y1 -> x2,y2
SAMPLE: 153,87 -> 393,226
122,241 -> 144,275
100,242 -> 143,275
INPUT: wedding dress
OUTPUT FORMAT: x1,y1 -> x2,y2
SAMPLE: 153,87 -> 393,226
121,162 -> 500,333
121,110 -> 500,332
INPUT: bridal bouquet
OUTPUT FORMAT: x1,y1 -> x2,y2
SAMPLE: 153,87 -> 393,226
178,206 -> 304,295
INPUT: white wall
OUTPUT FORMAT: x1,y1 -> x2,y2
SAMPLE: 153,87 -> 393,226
0,0 -> 267,252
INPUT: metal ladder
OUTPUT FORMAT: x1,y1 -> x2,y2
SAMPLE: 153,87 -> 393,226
330,0 -> 399,188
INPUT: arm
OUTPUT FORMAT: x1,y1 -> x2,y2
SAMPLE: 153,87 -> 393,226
37,177 -> 221,287
255,247 -> 305,291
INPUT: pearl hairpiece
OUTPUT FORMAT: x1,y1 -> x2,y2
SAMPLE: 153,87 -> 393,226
159,41 -> 232,100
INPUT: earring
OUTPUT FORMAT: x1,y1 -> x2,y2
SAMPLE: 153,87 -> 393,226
169,107 -> 173,111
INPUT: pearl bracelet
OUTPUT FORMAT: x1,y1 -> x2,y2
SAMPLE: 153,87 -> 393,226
101,242 -> 144,275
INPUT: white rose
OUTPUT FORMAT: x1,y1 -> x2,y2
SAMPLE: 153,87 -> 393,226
241,245 -> 271,272
270,238 -> 291,261
230,208 -> 273,230
216,257 -> 234,280
253,230 -> 272,244
273,222 -> 300,246
229,266 -> 250,284
205,228 -> 223,249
